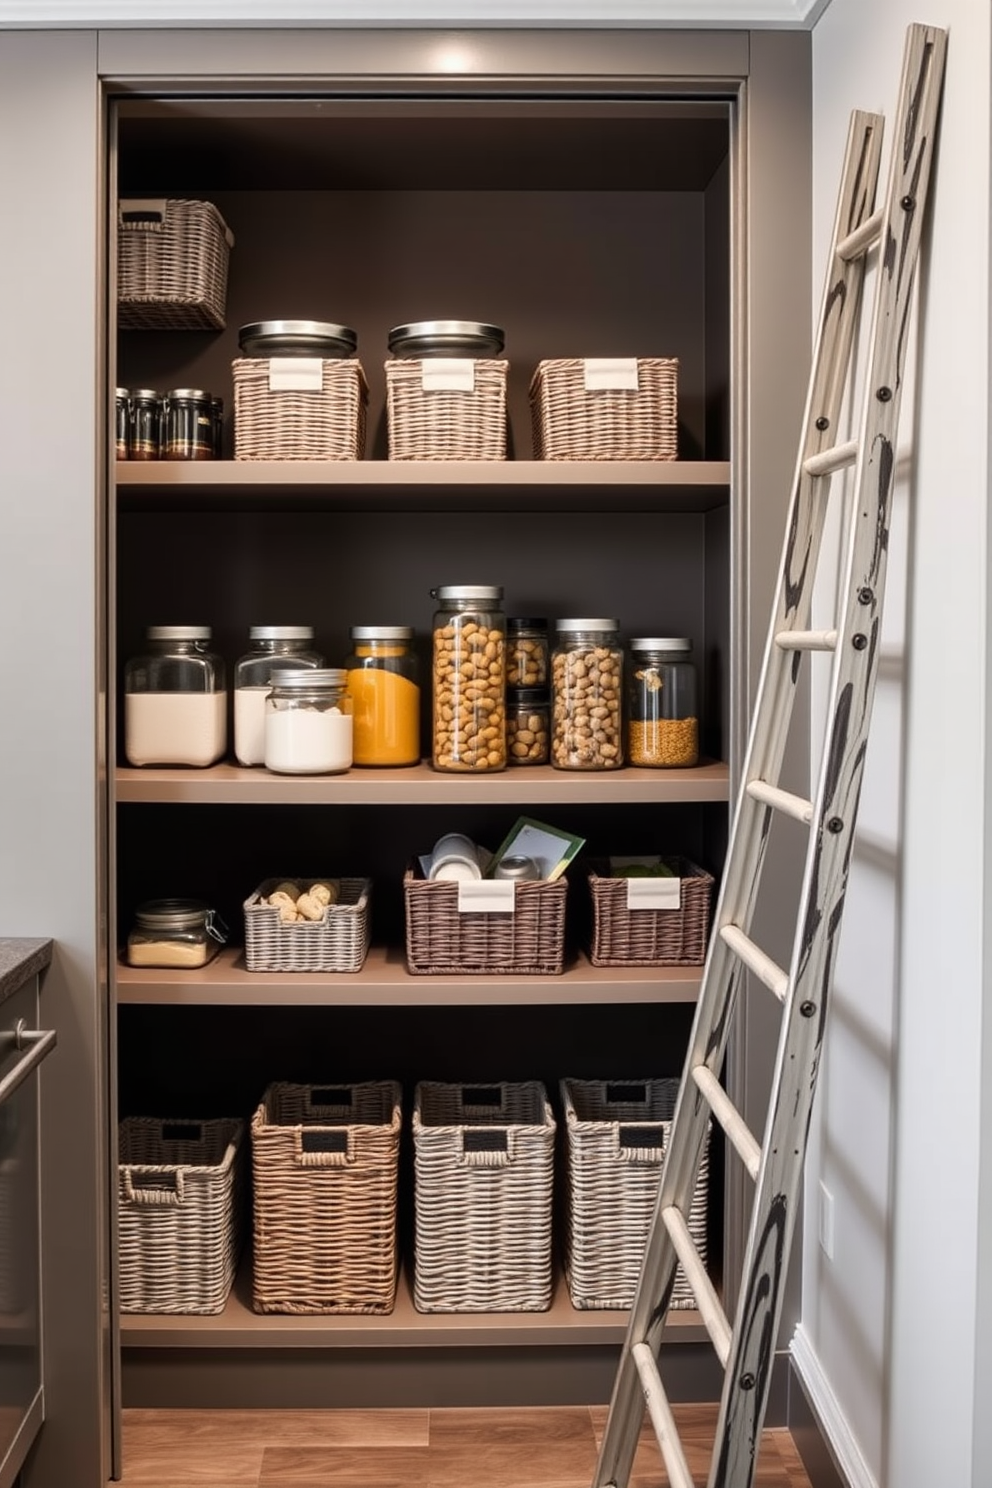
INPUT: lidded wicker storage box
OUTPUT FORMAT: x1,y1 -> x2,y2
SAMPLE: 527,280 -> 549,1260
233,357 -> 368,460
587,857 -> 713,967
386,320 -> 508,460
403,866 -> 567,975
118,1116 -> 245,1315
560,1078 -> 709,1310
530,357 -> 679,461
413,1081 -> 556,1313
244,877 -> 371,973
251,1081 -> 402,1315
117,199 -> 234,331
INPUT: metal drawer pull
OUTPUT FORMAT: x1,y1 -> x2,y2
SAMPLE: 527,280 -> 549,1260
0,1021 -> 57,1107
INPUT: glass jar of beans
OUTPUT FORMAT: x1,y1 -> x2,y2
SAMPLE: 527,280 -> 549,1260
551,619 -> 623,770
506,617 -> 549,688
507,688 -> 550,765
431,584 -> 506,772
627,637 -> 699,767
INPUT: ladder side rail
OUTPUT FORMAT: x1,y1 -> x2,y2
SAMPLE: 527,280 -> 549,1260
707,27 -> 947,1488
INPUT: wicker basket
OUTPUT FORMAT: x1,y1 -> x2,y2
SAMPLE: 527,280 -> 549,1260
233,358 -> 368,460
118,1116 -> 245,1315
413,1081 -> 556,1312
385,358 -> 509,460
251,1081 -> 401,1315
117,199 -> 233,331
403,865 -> 567,975
244,878 -> 371,973
530,357 -> 679,461
561,1078 -> 709,1310
587,857 -> 713,967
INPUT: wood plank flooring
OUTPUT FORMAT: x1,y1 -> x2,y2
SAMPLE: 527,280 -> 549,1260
118,1405 -> 814,1487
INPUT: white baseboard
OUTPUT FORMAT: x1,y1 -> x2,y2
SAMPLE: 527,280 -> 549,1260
790,1325 -> 879,1488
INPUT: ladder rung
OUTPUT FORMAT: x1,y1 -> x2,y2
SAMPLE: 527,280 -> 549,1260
631,1342 -> 694,1488
746,779 -> 814,825
692,1065 -> 762,1180
661,1205 -> 732,1366
836,205 -> 884,260
803,438 -> 859,477
775,628 -> 838,652
719,924 -> 790,1002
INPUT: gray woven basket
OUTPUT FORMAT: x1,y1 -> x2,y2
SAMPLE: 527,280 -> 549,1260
561,1078 -> 709,1310
117,199 -> 233,331
385,358 -> 509,460
233,358 -> 368,460
530,357 -> 679,460
403,866 -> 567,975
118,1116 -> 245,1315
251,1081 -> 401,1315
243,878 -> 371,973
587,857 -> 713,967
413,1081 -> 556,1313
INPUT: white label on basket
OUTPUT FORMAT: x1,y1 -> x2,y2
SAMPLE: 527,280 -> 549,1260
268,357 -> 323,392
583,358 -> 640,392
457,879 -> 516,913
421,359 -> 476,393
626,877 -> 682,911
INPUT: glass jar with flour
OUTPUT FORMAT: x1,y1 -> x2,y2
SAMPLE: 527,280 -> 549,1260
124,625 -> 227,767
264,669 -> 353,774
234,625 -> 323,766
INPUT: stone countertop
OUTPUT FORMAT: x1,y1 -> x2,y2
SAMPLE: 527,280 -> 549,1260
0,939 -> 53,1008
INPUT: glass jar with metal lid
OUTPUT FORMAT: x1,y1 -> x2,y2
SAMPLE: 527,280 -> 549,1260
431,584 -> 506,772
126,898 -> 228,970
163,389 -> 215,460
387,321 -> 505,358
627,638 -> 699,767
234,626 -> 324,767
127,389 -> 162,460
506,617 -> 549,688
238,320 -> 358,358
507,687 -> 550,766
123,625 -> 227,768
115,388 -> 130,460
344,625 -> 421,768
263,669 -> 353,776
551,619 -> 624,770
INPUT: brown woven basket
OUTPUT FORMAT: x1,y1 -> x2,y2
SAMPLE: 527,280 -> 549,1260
233,358 -> 368,460
117,199 -> 233,331
413,1081 -> 556,1313
403,865 -> 567,975
251,1081 -> 402,1315
530,357 -> 679,460
118,1116 -> 245,1315
385,358 -> 509,460
587,857 -> 713,967
560,1078 -> 709,1310
243,878 -> 371,973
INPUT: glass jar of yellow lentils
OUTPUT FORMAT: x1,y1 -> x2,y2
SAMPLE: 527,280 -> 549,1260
627,638 -> 699,767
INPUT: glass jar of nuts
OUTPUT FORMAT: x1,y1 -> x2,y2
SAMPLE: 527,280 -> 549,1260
551,619 -> 623,770
431,584 -> 506,772
506,617 -> 549,688
627,638 -> 699,767
507,687 -> 550,765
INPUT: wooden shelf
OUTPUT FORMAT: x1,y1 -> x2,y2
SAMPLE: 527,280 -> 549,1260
115,944 -> 704,1007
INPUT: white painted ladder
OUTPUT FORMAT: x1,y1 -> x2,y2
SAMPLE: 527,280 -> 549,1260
592,23 -> 947,1488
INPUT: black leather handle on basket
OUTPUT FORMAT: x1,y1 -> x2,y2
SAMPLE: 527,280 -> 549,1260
311,1087 -> 353,1108
161,1122 -> 203,1143
618,1125 -> 665,1151
606,1082 -> 647,1104
462,1086 -> 502,1108
301,1130 -> 349,1154
463,1129 -> 508,1154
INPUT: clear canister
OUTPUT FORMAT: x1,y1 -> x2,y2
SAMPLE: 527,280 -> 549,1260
627,637 -> 699,767
234,625 -> 324,767
344,625 -> 421,767
506,617 -> 549,687
126,899 -> 227,969
164,388 -> 215,460
128,389 -> 162,460
431,584 -> 506,772
507,687 -> 550,766
115,388 -> 129,460
124,625 -> 227,768
551,619 -> 624,770
263,668 -> 353,775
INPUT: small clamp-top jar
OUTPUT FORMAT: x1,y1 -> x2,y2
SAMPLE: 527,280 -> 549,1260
551,619 -> 623,770
627,637 -> 699,767
128,389 -> 162,460
263,668 -> 353,775
431,584 -> 506,772
234,625 -> 324,767
124,625 -> 227,768
506,617 -> 549,688
345,625 -> 421,767
163,388 -> 215,460
126,898 -> 228,970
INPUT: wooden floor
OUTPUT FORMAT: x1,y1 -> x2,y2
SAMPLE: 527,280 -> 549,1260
118,1405 -> 814,1487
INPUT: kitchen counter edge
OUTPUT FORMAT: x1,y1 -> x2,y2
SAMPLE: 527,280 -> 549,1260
0,939 -> 53,1007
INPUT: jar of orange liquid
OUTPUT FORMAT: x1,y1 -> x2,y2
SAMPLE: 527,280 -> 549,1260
345,625 -> 421,766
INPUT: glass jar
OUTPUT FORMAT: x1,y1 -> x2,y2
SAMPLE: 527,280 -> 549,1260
551,618 -> 624,770
115,388 -> 129,460
126,898 -> 227,970
627,637 -> 699,767
507,687 -> 550,766
344,625 -> 421,767
264,669 -> 353,775
124,625 -> 227,767
506,617 -> 549,688
234,626 -> 324,767
163,388 -> 215,460
128,389 -> 162,460
430,584 -> 506,772
211,396 -> 225,457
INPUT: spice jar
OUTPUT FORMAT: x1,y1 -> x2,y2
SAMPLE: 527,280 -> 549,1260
124,625 -> 227,768
551,619 -> 623,770
211,396 -> 225,457
431,584 -> 506,773
128,389 -> 162,460
507,688 -> 550,766
163,388 -> 215,460
627,637 -> 699,767
263,669 -> 353,775
115,388 -> 130,460
126,899 -> 228,970
234,626 -> 324,767
506,617 -> 549,688
344,625 -> 421,767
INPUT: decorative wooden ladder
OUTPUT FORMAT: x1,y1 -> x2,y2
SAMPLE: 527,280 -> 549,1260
592,22 -> 947,1488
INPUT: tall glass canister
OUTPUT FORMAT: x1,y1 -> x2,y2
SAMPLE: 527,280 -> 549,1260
345,625 -> 421,767
431,585 -> 506,772
551,618 -> 623,770
234,625 -> 323,766
627,637 -> 699,767
124,625 -> 227,767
